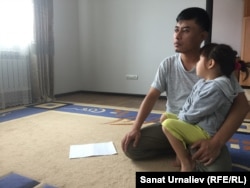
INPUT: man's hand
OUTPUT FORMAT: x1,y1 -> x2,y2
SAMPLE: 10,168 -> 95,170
121,129 -> 141,152
191,139 -> 221,166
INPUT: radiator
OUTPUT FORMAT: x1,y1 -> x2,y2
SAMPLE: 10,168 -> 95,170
0,52 -> 32,109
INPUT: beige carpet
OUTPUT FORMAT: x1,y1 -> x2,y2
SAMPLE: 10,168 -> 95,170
0,104 -> 178,188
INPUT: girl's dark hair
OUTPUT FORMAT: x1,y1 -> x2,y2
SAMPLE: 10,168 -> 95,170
200,43 -> 250,80
176,7 -> 211,32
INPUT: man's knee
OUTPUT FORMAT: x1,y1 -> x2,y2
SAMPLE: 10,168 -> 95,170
123,145 -> 145,160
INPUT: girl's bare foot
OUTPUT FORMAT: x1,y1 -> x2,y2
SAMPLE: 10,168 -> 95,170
180,159 -> 196,172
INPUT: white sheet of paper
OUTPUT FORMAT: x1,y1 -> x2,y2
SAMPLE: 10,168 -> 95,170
69,141 -> 117,159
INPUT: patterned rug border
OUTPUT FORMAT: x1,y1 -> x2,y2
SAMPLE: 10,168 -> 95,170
1,102 -> 250,134
0,102 -> 162,124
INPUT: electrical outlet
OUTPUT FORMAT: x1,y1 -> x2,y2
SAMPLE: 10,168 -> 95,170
126,74 -> 138,80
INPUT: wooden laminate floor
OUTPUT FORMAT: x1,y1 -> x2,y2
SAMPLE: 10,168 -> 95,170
55,92 -> 166,111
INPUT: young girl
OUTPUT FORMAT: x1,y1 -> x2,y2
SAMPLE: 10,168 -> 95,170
161,43 -> 250,172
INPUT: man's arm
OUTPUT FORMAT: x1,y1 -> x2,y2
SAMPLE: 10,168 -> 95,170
192,92 -> 250,165
132,88 -> 161,130
212,92 -> 249,147
121,87 -> 161,152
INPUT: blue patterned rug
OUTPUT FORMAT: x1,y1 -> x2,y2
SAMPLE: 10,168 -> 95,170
227,132 -> 250,171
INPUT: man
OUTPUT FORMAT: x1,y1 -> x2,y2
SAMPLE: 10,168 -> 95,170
121,7 -> 249,171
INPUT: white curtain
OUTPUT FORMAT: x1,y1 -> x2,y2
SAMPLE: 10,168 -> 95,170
0,0 -> 34,109
32,0 -> 54,103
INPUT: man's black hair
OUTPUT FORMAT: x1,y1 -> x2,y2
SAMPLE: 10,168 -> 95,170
176,7 -> 211,33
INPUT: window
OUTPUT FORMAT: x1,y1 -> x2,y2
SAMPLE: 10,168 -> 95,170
0,0 -> 34,50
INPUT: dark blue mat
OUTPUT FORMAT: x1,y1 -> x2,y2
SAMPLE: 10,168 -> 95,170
0,173 -> 58,188
0,173 -> 39,188
42,184 -> 57,188
55,104 -> 161,124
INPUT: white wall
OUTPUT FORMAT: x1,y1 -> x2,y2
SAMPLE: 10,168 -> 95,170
53,0 -> 82,94
77,0 -> 205,95
53,0 -> 244,95
212,0 -> 244,55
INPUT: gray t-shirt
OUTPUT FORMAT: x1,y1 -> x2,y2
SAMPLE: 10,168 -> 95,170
151,53 -> 243,114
